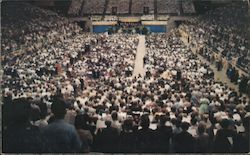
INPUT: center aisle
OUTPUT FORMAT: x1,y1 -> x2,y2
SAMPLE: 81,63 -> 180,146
133,35 -> 146,77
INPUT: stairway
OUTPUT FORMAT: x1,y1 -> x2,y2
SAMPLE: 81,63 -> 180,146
129,0 -> 132,14
102,0 -> 109,20
154,0 -> 158,20
179,0 -> 183,15
79,0 -> 86,16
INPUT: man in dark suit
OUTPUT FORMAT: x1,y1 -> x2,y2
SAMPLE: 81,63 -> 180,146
154,115 -> 173,153
99,120 -> 120,153
136,114 -> 155,153
174,122 -> 195,153
80,78 -> 84,90
119,119 -> 136,153
213,119 -> 244,153
42,98 -> 81,153
176,69 -> 182,80
3,98 -> 45,153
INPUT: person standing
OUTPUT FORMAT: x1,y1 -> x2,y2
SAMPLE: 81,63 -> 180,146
154,115 -> 173,153
80,78 -> 84,90
74,114 -> 93,153
3,98 -> 45,153
174,122 -> 195,153
98,120 -> 120,153
42,98 -> 81,153
195,122 -> 209,153
213,119 -> 242,153
136,115 -> 155,153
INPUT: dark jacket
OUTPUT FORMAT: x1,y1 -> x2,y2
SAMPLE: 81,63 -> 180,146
213,129 -> 243,153
3,123 -> 44,153
136,128 -> 155,153
174,131 -> 195,153
154,126 -> 173,153
195,133 -> 209,153
99,127 -> 120,153
119,130 -> 136,153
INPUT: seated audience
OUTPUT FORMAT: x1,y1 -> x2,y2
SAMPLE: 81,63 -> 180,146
1,1 -> 249,154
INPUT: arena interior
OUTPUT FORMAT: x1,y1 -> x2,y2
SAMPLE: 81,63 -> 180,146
1,0 -> 250,153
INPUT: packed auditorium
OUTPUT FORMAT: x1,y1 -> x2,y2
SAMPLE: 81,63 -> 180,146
1,0 -> 250,153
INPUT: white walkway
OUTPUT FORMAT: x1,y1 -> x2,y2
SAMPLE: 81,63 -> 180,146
133,35 -> 146,77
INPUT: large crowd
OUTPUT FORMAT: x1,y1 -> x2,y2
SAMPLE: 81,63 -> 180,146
179,2 -> 250,95
2,2 -> 250,154
179,3 -> 249,72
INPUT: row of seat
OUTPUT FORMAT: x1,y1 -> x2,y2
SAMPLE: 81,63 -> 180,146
106,0 -> 130,14
82,0 -> 105,14
68,0 -> 195,15
131,0 -> 154,14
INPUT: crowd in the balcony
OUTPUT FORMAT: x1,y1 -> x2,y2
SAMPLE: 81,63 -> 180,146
179,3 -> 249,72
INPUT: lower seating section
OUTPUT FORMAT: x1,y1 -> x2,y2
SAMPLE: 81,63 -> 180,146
106,0 -> 130,14
157,0 -> 179,14
2,1 -> 249,154
82,0 -> 105,14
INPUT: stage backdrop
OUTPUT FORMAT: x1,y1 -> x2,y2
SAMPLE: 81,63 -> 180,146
145,25 -> 166,33
93,25 -> 167,33
93,25 -> 114,33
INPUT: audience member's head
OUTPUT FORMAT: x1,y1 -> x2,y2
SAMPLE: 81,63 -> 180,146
105,120 -> 112,128
220,119 -> 230,129
11,98 -> 32,126
51,98 -> 66,119
74,114 -> 85,129
181,122 -> 190,131
111,111 -> 118,121
159,115 -> 167,126
198,122 -> 206,134
140,114 -> 150,129
122,119 -> 133,131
